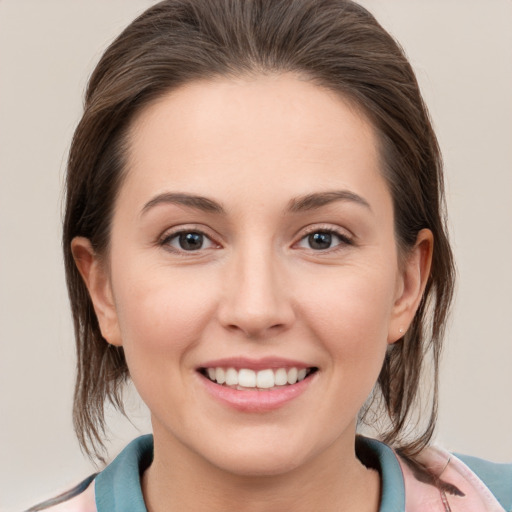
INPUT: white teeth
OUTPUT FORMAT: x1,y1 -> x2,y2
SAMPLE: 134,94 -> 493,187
238,369 -> 256,387
225,367 -> 238,386
256,369 -> 275,389
287,367 -> 298,385
274,368 -> 288,386
205,366 -> 314,389
215,367 -> 226,384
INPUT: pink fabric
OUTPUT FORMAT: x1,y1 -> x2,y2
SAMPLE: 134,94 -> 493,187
40,447 -> 506,511
42,480 -> 96,512
400,446 -> 506,511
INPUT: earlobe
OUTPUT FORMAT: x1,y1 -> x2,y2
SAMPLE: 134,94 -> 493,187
388,229 -> 433,344
71,237 -> 123,346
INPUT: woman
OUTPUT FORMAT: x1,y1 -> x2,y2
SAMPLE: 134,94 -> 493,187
27,1 -> 511,511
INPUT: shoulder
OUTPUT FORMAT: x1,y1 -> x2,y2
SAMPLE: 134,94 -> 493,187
25,474 -> 97,512
402,445 -> 512,512
454,452 -> 512,512
26,435 -> 153,512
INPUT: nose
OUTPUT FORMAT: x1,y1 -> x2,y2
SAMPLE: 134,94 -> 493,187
217,244 -> 295,339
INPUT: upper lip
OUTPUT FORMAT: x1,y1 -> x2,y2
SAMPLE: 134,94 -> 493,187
197,357 -> 315,371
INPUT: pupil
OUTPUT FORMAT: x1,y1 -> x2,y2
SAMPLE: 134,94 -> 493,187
309,232 -> 332,250
179,232 -> 203,250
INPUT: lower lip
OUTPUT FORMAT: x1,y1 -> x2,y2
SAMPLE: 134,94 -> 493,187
199,372 -> 315,412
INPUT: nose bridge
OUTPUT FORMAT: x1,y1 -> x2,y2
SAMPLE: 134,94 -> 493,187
219,237 -> 293,337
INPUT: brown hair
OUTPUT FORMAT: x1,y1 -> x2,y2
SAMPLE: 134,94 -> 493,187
63,0 -> 455,462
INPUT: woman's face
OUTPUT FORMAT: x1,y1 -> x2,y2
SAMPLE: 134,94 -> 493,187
77,74 -> 429,476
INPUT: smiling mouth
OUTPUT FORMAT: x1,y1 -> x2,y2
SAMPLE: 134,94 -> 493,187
199,366 -> 318,390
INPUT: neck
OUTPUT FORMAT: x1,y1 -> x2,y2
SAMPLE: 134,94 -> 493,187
142,424 -> 380,512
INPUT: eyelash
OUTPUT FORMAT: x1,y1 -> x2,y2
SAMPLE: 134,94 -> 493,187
159,227 -> 219,255
295,226 -> 354,252
158,225 -> 353,254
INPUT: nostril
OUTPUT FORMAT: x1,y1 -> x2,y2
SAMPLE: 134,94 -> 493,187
222,319 -> 288,339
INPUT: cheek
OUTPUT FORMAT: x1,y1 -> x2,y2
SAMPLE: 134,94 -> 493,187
297,265 -> 396,368
111,261 -> 218,361
109,262 -> 221,415
285,267 -> 396,435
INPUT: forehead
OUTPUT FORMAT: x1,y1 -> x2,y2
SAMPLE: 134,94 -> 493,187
122,74 -> 386,209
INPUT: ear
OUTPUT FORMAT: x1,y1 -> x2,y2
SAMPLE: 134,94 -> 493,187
71,237 -> 123,346
388,229 -> 433,344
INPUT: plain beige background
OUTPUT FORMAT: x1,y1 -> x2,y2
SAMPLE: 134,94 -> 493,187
1,1 -> 511,510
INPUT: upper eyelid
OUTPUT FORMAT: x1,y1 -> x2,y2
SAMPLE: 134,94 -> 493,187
160,224 -> 218,239
159,225 -> 222,248
296,224 -> 354,240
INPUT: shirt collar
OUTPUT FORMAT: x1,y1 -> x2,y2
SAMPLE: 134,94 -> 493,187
95,434 -> 153,512
94,435 -> 406,512
359,437 -> 406,511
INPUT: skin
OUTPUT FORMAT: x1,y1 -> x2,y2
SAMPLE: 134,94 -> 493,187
73,74 -> 432,512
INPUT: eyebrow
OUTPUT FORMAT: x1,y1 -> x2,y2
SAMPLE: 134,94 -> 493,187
141,192 -> 226,216
287,190 -> 371,212
141,189 -> 371,217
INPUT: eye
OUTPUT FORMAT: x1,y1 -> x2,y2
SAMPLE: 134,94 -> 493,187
162,230 -> 216,252
297,230 -> 351,251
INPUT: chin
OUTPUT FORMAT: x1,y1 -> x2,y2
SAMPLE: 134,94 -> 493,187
211,448 -> 308,478
194,428 -> 320,478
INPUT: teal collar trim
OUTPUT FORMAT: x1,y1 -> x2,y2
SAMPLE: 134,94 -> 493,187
359,437 -> 406,511
94,435 -> 406,512
95,434 -> 153,512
